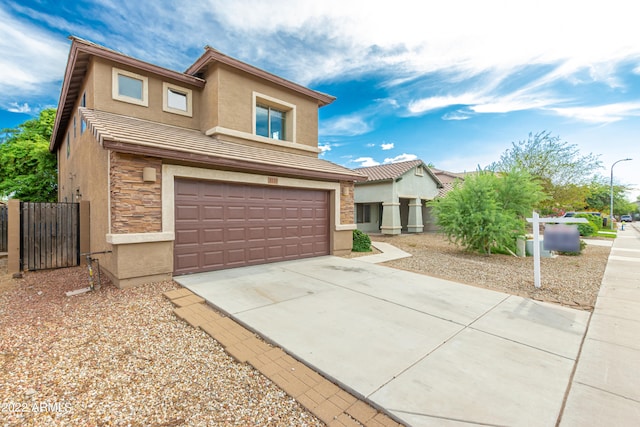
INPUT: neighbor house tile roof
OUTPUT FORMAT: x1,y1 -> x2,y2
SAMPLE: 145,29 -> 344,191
354,160 -> 442,188
79,108 -> 366,182
354,160 -> 424,182
430,168 -> 465,197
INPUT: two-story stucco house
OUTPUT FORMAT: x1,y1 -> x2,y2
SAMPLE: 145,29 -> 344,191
50,37 -> 365,288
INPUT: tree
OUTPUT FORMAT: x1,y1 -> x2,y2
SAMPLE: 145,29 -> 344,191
492,131 -> 602,213
0,109 -> 57,201
430,168 -> 544,254
585,181 -> 636,216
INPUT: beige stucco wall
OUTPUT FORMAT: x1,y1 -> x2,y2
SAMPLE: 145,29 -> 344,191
56,60 -> 111,266
92,58 -> 201,130
105,240 -> 173,289
199,63 -> 320,154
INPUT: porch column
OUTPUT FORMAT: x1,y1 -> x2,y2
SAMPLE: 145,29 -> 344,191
380,202 -> 401,235
407,198 -> 424,233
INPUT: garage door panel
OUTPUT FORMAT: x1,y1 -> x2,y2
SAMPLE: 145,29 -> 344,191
175,229 -> 199,245
267,207 -> 284,219
175,205 -> 199,221
247,227 -> 266,240
203,206 -> 223,220
248,247 -> 266,262
226,227 -> 246,242
226,206 -> 246,220
174,179 -> 329,274
203,228 -> 223,243
202,251 -> 224,268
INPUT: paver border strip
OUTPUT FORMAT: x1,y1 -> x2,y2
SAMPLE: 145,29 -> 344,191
164,287 -> 404,427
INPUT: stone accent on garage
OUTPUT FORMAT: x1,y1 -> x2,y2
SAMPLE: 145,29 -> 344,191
340,181 -> 354,225
110,153 -> 162,234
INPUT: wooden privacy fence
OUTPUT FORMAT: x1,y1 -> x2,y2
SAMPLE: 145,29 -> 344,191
0,205 -> 7,252
21,202 -> 80,270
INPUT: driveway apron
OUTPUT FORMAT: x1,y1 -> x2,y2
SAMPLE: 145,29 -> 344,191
176,256 -> 590,426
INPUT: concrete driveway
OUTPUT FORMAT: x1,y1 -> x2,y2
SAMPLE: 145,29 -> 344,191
175,256 -> 589,426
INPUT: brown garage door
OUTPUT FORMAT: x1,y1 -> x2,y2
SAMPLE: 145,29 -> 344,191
174,179 -> 330,275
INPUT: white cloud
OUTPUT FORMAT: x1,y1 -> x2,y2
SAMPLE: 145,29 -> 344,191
353,157 -> 380,167
408,94 -> 485,114
550,102 -> 640,123
7,102 -> 31,113
320,115 -> 371,136
381,142 -> 394,150
442,110 -> 471,121
318,143 -> 331,153
384,153 -> 418,164
366,143 -> 376,148
0,6 -> 69,98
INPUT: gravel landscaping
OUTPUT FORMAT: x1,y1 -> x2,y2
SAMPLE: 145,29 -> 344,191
370,232 -> 610,310
0,267 -> 323,427
0,229 -> 611,425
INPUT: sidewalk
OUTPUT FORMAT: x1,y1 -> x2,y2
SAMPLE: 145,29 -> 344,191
560,223 -> 640,425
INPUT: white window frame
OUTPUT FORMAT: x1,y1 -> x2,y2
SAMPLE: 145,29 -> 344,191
112,67 -> 148,107
162,82 -> 193,117
415,165 -> 424,176
252,92 -> 296,143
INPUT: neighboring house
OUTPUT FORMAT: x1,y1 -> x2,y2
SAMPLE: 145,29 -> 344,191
424,167 -> 465,232
50,37 -> 365,288
353,160 -> 442,235
430,168 -> 465,198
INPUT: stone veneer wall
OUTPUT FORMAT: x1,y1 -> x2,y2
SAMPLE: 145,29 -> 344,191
340,181 -> 354,225
110,153 -> 162,233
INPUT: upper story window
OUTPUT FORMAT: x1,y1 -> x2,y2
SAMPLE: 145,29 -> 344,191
112,68 -> 148,107
415,165 -> 424,176
162,82 -> 192,117
256,105 -> 285,140
253,92 -> 295,142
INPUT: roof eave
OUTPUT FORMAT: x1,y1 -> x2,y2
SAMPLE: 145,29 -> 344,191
186,47 -> 335,107
102,139 -> 365,182
50,37 -> 206,152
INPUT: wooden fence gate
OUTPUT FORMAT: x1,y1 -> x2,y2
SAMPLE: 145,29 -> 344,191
0,205 -> 7,253
21,202 -> 80,270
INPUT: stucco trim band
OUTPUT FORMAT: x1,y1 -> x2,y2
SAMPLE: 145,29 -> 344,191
106,232 -> 175,245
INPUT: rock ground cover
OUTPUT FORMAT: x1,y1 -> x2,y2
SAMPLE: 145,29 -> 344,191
0,267 -> 324,427
370,232 -> 610,310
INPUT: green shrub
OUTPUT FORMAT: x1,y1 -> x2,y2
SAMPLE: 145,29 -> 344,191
577,222 -> 596,237
352,229 -> 372,252
575,213 -> 602,232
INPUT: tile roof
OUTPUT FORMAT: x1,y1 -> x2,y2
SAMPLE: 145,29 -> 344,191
354,160 -> 442,188
79,108 -> 366,182
430,168 -> 465,184
354,160 -> 425,182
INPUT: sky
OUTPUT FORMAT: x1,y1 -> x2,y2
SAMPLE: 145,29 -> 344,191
1,0 -> 639,200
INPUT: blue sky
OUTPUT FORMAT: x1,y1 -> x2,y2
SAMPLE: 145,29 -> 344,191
2,0 -> 639,200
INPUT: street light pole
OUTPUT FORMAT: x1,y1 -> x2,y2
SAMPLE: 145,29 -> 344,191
610,158 -> 632,230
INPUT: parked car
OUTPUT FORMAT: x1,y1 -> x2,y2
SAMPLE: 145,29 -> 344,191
562,212 -> 602,218
621,215 -> 633,222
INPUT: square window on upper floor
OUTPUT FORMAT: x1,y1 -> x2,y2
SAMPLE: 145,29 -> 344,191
112,68 -> 148,107
253,92 -> 296,143
163,82 -> 193,117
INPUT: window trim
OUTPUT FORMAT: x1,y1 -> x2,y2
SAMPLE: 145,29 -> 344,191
162,82 -> 193,117
415,165 -> 424,176
112,67 -> 149,107
252,92 -> 296,143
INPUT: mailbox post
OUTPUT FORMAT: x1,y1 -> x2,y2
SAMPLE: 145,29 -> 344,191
526,212 -> 588,289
